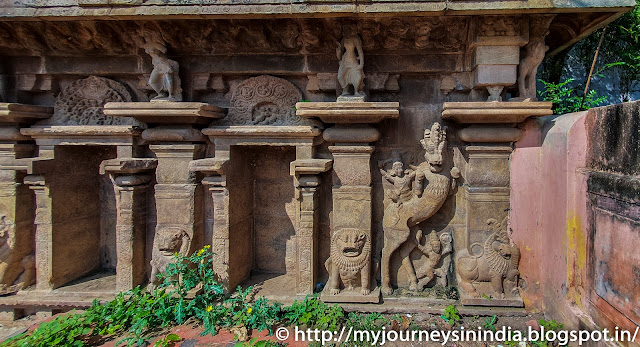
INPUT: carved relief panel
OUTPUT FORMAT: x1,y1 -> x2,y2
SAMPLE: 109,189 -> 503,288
44,76 -> 141,126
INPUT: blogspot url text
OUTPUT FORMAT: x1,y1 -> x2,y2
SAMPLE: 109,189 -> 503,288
274,325 -> 639,346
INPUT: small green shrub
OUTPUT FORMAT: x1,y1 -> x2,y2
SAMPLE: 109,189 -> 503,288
153,333 -> 181,347
3,312 -> 91,347
283,295 -> 345,331
538,78 -> 608,115
482,315 -> 498,332
441,305 -> 461,326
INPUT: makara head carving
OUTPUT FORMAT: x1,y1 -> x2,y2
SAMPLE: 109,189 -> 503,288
420,122 -> 447,173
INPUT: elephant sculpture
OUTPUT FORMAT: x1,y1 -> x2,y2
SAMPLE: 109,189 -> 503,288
380,122 -> 459,295
456,217 -> 521,299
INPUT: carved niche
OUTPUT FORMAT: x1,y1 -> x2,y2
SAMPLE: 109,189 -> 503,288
44,76 -> 142,126
456,216 -> 522,299
379,123 -> 460,295
219,75 -> 320,127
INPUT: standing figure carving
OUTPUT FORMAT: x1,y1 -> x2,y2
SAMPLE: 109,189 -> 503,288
380,123 -> 460,295
456,217 -> 521,299
336,23 -> 365,98
517,15 -> 554,100
141,28 -> 183,102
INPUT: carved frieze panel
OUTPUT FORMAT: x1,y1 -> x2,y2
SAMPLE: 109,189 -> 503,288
0,21 -> 140,55
45,76 -> 141,126
0,17 -> 469,57
472,15 -> 528,45
219,75 -> 320,127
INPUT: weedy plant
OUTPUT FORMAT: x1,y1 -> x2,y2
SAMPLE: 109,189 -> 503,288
283,294 -> 345,331
482,315 -> 498,332
442,305 -> 461,326
153,333 -> 181,347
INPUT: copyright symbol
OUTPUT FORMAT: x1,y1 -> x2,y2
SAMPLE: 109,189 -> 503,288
275,327 -> 289,341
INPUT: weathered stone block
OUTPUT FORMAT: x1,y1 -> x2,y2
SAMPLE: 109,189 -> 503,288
473,45 -> 520,67
472,64 -> 517,87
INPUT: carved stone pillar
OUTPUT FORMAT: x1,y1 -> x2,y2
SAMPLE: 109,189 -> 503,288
104,102 -> 225,285
101,158 -> 157,291
189,158 -> 232,291
290,159 -> 332,295
0,145 -> 36,292
0,103 -> 52,293
296,102 -> 399,303
442,101 -> 552,306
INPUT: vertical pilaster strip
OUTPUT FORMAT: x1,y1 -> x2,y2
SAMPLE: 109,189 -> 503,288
204,176 -> 231,291
296,178 -> 319,295
25,175 -> 52,291
112,176 -> 151,291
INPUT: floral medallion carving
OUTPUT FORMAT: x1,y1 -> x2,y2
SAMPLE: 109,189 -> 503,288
45,76 -> 141,126
220,75 -> 320,127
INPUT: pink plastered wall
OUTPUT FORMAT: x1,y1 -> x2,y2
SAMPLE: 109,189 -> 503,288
510,111 -> 591,321
511,104 -> 640,344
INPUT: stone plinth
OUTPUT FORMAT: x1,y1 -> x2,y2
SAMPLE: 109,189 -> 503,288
295,102 -> 399,124
443,101 -> 552,307
103,102 -> 225,125
298,101 -> 399,304
101,158 -> 157,292
0,104 -> 53,294
106,102 -> 222,287
442,102 -> 553,124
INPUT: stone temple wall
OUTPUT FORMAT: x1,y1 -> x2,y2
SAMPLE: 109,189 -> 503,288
0,2 -> 635,319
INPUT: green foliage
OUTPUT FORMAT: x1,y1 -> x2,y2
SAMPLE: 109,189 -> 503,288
2,312 -> 91,347
541,0 -> 640,103
153,333 -> 181,347
233,337 -> 286,347
538,78 -> 607,115
220,288 -> 282,335
441,305 -> 461,326
538,319 -> 563,331
482,315 -> 498,332
283,295 -> 345,331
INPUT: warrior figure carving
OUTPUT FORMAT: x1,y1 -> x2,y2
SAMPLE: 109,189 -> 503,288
413,230 -> 452,289
381,123 -> 460,295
